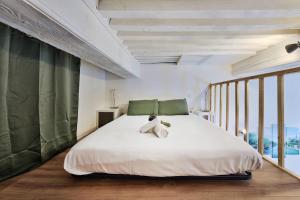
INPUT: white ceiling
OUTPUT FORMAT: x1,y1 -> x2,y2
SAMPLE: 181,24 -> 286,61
97,0 -> 300,69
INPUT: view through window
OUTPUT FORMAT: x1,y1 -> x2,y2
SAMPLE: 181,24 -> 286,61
264,77 -> 278,163
284,73 -> 300,175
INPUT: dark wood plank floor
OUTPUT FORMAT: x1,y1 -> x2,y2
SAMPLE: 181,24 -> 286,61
0,151 -> 299,200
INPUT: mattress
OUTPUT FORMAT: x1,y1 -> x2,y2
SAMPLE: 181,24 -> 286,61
64,115 -> 263,177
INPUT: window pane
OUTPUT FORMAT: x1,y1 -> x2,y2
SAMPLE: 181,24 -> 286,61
284,73 -> 300,175
264,76 -> 278,163
239,81 -> 245,132
221,84 -> 227,129
248,79 -> 259,150
228,83 -> 235,135
215,85 -> 220,125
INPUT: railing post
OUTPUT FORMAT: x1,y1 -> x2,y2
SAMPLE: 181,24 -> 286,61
244,80 -> 249,142
258,78 -> 264,154
209,84 -> 212,121
235,81 -> 239,136
219,84 -> 222,127
226,83 -> 229,131
214,85 -> 217,123
277,75 -> 285,167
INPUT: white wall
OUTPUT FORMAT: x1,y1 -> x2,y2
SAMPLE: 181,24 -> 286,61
76,60 -> 235,136
105,64 -> 209,112
76,61 -> 229,139
77,60 -> 106,139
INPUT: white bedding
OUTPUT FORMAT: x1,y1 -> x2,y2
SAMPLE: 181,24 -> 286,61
64,115 -> 263,177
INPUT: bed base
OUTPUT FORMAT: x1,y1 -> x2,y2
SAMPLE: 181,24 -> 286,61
73,171 -> 252,180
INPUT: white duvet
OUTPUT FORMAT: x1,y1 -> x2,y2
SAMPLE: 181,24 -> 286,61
64,115 -> 263,177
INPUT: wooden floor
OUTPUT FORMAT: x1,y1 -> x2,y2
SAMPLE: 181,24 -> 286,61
0,151 -> 299,200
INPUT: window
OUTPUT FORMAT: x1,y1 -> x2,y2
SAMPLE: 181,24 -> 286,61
248,79 -> 259,150
284,73 -> 300,175
264,76 -> 278,163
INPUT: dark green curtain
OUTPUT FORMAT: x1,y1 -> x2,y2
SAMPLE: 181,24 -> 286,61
0,23 -> 80,181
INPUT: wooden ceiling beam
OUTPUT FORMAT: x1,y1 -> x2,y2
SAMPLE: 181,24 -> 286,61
98,0 -> 300,19
127,45 -> 264,51
111,24 -> 300,32
124,40 -> 274,46
118,30 -> 300,36
132,50 -> 256,56
121,36 -> 294,42
98,0 -> 300,10
111,18 -> 300,27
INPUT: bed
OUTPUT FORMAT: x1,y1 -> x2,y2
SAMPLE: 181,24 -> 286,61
64,114 -> 263,178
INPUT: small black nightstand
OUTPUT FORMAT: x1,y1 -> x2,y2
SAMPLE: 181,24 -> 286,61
96,108 -> 121,128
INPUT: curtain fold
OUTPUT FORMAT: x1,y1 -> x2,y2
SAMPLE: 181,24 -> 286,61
0,23 -> 80,181
39,43 -> 79,161
0,21 -> 13,180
